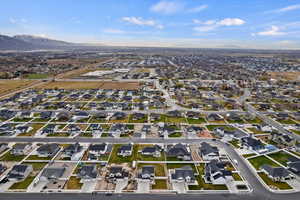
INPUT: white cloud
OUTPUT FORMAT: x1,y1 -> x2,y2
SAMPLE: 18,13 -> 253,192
193,18 -> 245,32
103,28 -> 125,34
9,18 -> 27,24
256,26 -> 286,36
193,19 -> 216,25
150,1 -> 183,14
269,4 -> 300,13
217,18 -> 245,26
188,5 -> 208,13
121,17 -> 163,29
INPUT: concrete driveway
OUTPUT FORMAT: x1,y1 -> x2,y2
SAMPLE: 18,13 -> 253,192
115,179 -> 128,193
81,180 -> 97,192
136,180 -> 150,193
172,181 -> 186,193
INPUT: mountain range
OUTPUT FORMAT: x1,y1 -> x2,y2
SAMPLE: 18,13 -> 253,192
0,34 -> 81,50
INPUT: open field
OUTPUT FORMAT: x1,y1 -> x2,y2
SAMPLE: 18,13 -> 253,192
0,80 -> 38,97
35,81 -> 140,90
268,71 -> 300,81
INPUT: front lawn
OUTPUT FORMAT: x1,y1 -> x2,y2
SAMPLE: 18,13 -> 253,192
187,118 -> 206,124
0,152 -> 26,162
65,176 -> 83,190
108,144 -> 137,164
268,151 -> 298,167
258,172 -> 292,190
152,179 -> 168,190
248,155 -> 280,170
9,176 -> 35,190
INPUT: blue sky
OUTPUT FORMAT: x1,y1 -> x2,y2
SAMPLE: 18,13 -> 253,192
1,0 -> 300,49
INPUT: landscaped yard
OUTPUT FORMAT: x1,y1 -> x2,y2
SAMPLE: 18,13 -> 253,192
108,144 -> 138,164
18,123 -> 45,136
188,164 -> 228,190
152,179 -> 168,190
168,132 -> 182,138
187,118 -> 206,124
268,151 -> 298,166
232,173 -> 243,181
65,176 -> 83,189
26,155 -> 52,161
0,152 -> 26,162
258,172 -> 292,190
9,176 -> 35,190
165,116 -> 187,123
206,125 -> 236,131
248,155 -> 280,170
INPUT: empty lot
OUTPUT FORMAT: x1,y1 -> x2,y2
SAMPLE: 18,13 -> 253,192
35,81 -> 140,90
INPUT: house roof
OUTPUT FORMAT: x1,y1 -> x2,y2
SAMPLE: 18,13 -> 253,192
41,167 -> 65,179
261,164 -> 290,178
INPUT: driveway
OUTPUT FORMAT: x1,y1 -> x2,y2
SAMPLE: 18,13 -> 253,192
136,180 -> 150,193
81,180 -> 97,192
172,181 -> 186,193
115,179 -> 128,193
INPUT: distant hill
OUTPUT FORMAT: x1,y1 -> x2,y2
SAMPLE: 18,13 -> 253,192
0,34 -> 77,51
0,34 -> 36,50
14,35 -> 74,47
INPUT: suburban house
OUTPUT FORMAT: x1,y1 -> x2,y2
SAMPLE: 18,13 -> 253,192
171,166 -> 196,184
0,143 -> 8,153
62,142 -> 83,160
78,164 -> 98,180
288,161 -> 300,174
36,143 -> 60,157
207,113 -> 224,121
7,164 -> 33,180
138,166 -> 155,183
140,145 -> 162,157
117,144 -> 133,157
199,142 -> 220,161
107,166 -> 129,183
260,164 -> 293,182
109,123 -> 129,138
40,167 -> 66,181
204,160 -> 232,184
241,136 -> 265,152
11,143 -> 32,155
166,143 -> 191,161
88,143 -> 108,159
271,133 -> 295,147
0,163 -> 7,175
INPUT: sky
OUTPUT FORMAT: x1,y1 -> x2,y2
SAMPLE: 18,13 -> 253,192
1,0 -> 300,49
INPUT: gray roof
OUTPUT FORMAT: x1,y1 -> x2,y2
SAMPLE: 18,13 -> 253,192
261,164 -> 290,178
41,167 -> 65,179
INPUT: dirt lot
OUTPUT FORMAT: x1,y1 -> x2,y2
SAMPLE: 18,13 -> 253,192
36,81 -> 140,90
0,80 -> 38,97
269,72 -> 300,81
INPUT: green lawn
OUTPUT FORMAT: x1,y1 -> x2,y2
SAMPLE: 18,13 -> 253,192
25,73 -> 49,79
232,173 -> 243,181
65,176 -> 83,190
268,151 -> 297,167
258,172 -> 292,190
26,155 -> 52,161
18,123 -> 45,136
247,127 -> 265,135
245,117 -> 263,124
248,155 -> 280,170
229,139 -> 240,148
187,118 -> 206,124
9,176 -> 35,190
188,164 -> 228,190
242,153 -> 256,158
152,179 -> 168,190
168,132 -> 182,138
0,152 -> 26,162
291,130 -> 300,136
108,144 -> 137,164
22,162 -> 47,171
206,125 -> 235,131
165,116 -> 187,123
